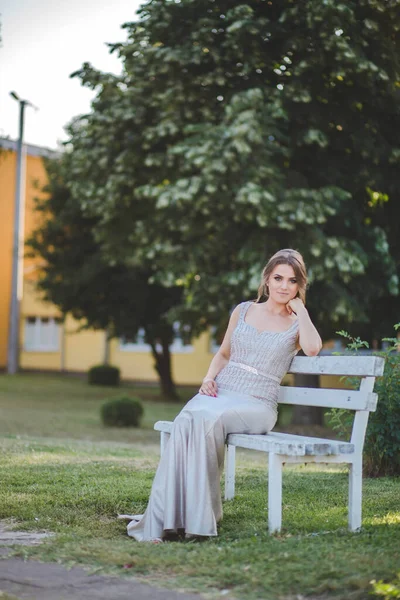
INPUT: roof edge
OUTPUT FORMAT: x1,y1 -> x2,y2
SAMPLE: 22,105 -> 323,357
0,137 -> 60,159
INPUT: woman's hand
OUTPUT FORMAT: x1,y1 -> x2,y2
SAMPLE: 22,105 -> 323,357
286,297 -> 305,316
199,377 -> 218,397
286,297 -> 322,356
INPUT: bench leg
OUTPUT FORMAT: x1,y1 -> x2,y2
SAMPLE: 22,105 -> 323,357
348,456 -> 362,531
225,444 -> 236,500
268,453 -> 283,534
160,431 -> 170,455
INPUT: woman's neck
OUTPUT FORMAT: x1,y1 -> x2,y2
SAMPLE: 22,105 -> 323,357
263,298 -> 288,317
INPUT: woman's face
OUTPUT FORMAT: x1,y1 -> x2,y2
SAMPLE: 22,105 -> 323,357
267,264 -> 299,303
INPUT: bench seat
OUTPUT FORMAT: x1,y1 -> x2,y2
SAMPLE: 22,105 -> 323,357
227,432 -> 355,456
154,421 -> 354,456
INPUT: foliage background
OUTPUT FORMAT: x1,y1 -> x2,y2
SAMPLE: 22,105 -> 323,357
327,324 -> 400,477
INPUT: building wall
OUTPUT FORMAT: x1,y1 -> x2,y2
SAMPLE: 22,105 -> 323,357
0,141 -> 54,370
110,331 -> 212,384
0,149 -> 16,368
19,278 -> 215,382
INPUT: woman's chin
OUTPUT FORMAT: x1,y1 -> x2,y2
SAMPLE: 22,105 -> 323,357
273,294 -> 291,303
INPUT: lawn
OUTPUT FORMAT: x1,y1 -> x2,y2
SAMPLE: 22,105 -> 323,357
0,372 -> 399,600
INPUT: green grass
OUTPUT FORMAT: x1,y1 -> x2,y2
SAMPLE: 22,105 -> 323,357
0,372 -> 189,443
1,373 -> 399,600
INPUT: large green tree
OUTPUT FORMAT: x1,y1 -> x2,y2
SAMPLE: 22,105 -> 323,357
26,157 -> 183,399
67,0 -> 399,347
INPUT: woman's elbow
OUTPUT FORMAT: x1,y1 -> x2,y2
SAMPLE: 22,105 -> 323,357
304,348 -> 320,357
302,341 -> 322,356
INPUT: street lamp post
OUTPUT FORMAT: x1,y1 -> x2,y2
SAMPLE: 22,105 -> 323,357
7,91 -> 37,374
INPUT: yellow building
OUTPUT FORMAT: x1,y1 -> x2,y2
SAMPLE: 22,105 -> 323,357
0,138 -> 215,384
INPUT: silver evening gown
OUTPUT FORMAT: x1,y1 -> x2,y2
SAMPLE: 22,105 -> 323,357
126,300 -> 299,541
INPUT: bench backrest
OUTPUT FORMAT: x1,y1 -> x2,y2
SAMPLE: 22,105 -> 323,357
279,355 -> 385,452
280,355 -> 385,411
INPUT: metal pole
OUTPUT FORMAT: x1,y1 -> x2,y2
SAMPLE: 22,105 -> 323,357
7,100 -> 26,374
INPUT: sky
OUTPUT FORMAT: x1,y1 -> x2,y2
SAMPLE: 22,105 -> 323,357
0,0 -> 142,149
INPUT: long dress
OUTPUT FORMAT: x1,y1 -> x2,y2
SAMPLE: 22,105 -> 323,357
126,300 -> 299,541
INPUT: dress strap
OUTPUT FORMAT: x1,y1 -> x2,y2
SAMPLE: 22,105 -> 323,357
239,300 -> 253,323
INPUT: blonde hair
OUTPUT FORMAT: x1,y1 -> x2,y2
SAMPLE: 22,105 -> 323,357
256,249 -> 307,304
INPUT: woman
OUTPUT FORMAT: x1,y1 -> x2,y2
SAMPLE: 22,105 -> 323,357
123,249 -> 322,542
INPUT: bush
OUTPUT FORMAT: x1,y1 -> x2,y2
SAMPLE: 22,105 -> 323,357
364,351 -> 400,477
327,324 -> 400,477
88,364 -> 120,387
101,396 -> 144,428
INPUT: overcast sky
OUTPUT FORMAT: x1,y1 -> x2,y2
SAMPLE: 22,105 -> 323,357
0,0 -> 142,149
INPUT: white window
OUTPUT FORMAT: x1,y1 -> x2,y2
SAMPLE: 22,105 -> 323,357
119,323 -> 193,354
170,322 -> 193,354
119,328 -> 149,352
24,316 -> 61,352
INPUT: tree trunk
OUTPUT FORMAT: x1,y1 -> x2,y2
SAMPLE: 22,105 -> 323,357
291,373 -> 324,426
103,327 -> 111,365
149,335 -> 180,402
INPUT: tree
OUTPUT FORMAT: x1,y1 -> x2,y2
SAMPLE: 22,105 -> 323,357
56,0 -> 399,421
69,0 -> 399,340
26,157 -> 183,400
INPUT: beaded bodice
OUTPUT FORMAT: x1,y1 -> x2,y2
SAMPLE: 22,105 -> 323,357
215,301 -> 299,410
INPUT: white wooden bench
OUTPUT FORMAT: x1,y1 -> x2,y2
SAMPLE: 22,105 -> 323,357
154,355 -> 385,534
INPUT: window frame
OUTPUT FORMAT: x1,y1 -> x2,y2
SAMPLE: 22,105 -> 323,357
119,323 -> 194,354
24,316 -> 61,352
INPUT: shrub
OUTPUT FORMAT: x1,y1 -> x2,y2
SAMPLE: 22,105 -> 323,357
88,364 -> 120,387
101,396 -> 144,428
327,324 -> 400,477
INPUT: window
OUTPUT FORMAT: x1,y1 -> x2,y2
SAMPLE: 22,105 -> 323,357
119,323 -> 194,354
119,328 -> 149,352
170,322 -> 194,354
24,316 -> 61,352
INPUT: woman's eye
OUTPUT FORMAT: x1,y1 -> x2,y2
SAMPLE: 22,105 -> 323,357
290,280 -> 297,284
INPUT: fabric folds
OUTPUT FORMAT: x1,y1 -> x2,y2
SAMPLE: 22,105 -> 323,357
127,388 -> 276,541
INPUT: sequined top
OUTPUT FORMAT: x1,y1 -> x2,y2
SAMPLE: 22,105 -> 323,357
215,301 -> 299,412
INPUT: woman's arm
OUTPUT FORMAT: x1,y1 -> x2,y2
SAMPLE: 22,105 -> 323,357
199,304 -> 241,397
288,298 -> 322,356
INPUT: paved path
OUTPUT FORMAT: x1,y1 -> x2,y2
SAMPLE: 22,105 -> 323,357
0,522 -> 205,600
0,556 -> 204,600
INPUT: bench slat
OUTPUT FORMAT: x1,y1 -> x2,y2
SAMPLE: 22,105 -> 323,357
228,433 -> 353,456
265,432 -> 354,455
288,355 -> 385,377
153,422 -> 355,456
224,433 -> 306,456
279,387 -> 377,411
